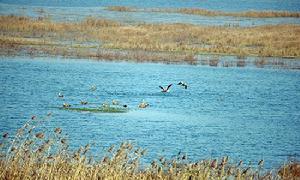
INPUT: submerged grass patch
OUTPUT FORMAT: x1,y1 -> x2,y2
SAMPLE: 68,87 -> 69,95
1,15 -> 300,63
1,114 -> 299,179
59,106 -> 128,113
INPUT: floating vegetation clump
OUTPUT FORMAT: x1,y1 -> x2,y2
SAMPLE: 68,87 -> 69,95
59,106 -> 128,113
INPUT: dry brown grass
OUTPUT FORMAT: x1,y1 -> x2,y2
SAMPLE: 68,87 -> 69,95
177,8 -> 300,18
278,163 -> 300,179
1,15 -> 300,63
1,114 -> 299,179
106,6 -> 136,12
105,6 -> 300,18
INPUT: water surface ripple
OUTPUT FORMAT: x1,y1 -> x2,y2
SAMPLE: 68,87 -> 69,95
0,57 -> 299,169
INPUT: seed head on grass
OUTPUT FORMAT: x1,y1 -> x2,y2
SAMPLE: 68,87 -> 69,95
10,147 -> 16,152
258,159 -> 264,166
108,145 -> 115,153
211,159 -> 217,169
238,160 -> 243,167
35,132 -> 44,139
2,132 -> 8,138
60,138 -> 67,144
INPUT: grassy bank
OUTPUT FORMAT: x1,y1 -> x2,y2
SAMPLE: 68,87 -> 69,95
1,15 -> 300,63
1,115 -> 299,179
105,6 -> 300,18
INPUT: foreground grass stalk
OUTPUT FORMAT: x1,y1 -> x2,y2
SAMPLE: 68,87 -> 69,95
1,119 -> 300,179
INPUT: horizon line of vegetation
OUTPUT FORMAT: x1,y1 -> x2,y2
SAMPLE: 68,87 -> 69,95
105,6 -> 300,18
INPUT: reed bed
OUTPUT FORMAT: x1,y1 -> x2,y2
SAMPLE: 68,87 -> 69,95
1,114 -> 299,179
177,8 -> 300,18
106,6 -> 137,12
105,6 -> 300,18
1,15 -> 300,63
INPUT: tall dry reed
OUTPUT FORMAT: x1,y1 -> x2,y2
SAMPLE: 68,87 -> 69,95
1,114 -> 299,179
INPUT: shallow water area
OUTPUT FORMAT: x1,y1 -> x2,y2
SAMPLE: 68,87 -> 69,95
0,56 -> 299,169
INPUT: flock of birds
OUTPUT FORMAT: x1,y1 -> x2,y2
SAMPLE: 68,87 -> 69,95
159,81 -> 188,93
59,81 -> 188,109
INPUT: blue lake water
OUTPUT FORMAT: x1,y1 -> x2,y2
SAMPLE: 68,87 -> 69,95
0,56 -> 300,169
1,0 -> 300,11
1,2 -> 300,27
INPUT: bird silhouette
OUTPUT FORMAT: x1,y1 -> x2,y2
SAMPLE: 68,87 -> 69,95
159,84 -> 173,92
177,81 -> 188,89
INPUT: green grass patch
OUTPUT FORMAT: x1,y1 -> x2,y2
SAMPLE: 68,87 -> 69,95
59,106 -> 128,113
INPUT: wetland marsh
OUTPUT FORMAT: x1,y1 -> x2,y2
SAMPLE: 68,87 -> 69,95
1,0 -> 300,179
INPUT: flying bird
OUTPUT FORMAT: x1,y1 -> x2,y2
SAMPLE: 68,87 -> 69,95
159,84 -> 173,92
177,81 -> 188,89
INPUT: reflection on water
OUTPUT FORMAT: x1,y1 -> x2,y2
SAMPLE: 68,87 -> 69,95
0,56 -> 299,169
197,55 -> 300,69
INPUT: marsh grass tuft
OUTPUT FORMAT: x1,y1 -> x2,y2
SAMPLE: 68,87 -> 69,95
1,114 -> 300,179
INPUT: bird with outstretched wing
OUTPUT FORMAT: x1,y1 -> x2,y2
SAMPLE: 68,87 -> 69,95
159,84 -> 173,92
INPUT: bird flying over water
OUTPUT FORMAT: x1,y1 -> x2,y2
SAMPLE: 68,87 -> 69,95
159,84 -> 172,92
177,81 -> 188,89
